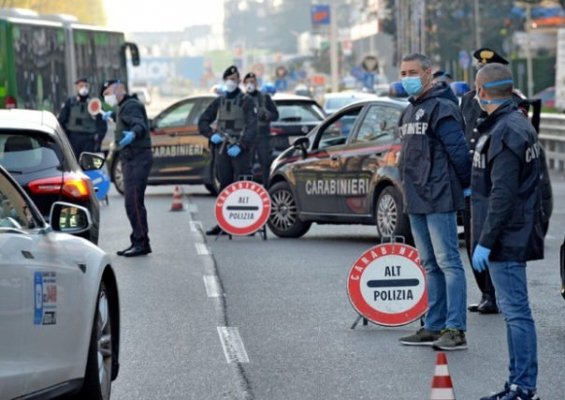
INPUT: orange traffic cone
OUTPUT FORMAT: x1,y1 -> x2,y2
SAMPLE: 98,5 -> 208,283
170,186 -> 184,211
430,352 -> 456,400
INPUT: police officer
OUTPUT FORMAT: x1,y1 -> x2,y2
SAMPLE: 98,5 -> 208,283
396,53 -> 471,351
58,78 -> 107,159
472,63 -> 543,400
198,65 -> 258,236
243,72 -> 279,186
101,80 -> 153,257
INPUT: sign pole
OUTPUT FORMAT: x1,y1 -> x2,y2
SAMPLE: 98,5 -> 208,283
330,3 -> 339,92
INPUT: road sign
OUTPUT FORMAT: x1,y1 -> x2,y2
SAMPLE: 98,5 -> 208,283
362,55 -> 379,72
215,181 -> 271,236
459,50 -> 471,69
347,243 -> 428,326
311,4 -> 331,26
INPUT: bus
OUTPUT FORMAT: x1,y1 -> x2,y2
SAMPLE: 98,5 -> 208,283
0,8 -> 139,113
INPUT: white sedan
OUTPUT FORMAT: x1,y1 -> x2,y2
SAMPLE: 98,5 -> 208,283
0,165 -> 120,399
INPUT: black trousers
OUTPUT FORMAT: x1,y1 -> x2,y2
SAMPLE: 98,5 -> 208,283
463,197 -> 496,300
216,146 -> 251,190
68,132 -> 97,160
121,147 -> 153,248
251,136 -> 272,186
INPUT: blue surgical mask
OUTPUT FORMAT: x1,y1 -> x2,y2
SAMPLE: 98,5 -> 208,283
401,76 -> 423,96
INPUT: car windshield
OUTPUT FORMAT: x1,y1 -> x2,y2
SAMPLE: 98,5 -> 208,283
325,97 -> 362,111
0,131 -> 63,174
275,102 -> 325,123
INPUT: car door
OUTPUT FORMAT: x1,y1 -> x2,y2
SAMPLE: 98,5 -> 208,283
0,170 -> 85,396
338,103 -> 403,215
289,106 -> 362,214
150,99 -> 199,180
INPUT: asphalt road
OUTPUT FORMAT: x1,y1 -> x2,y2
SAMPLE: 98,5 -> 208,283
99,171 -> 565,400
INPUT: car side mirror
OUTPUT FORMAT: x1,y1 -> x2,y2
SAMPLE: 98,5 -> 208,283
79,152 -> 105,171
49,202 -> 93,234
293,137 -> 309,158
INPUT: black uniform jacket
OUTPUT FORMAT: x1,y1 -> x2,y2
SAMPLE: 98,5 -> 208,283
471,102 -> 544,262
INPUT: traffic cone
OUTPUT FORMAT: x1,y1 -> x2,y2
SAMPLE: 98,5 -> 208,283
169,186 -> 184,212
429,352 -> 456,400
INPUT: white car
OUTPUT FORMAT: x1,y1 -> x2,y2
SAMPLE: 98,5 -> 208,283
0,165 -> 120,399
322,91 -> 378,115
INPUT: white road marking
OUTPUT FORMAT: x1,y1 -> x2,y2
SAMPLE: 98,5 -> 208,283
188,204 -> 199,213
217,327 -> 249,363
203,275 -> 223,297
195,243 -> 210,255
190,220 -> 204,232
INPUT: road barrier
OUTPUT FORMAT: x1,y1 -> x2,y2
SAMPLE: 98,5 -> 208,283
540,113 -> 565,172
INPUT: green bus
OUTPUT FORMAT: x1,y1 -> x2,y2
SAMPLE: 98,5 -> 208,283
0,9 -> 139,113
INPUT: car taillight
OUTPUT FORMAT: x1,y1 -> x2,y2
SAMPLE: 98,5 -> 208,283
28,173 -> 91,200
270,127 -> 284,136
5,96 -> 17,109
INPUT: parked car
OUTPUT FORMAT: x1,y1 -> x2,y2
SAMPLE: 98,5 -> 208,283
0,109 -> 103,244
533,86 -> 555,108
106,93 -> 325,195
322,91 -> 377,115
0,164 -> 120,399
268,98 -> 411,239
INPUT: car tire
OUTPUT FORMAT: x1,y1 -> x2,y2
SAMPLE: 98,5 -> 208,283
375,186 -> 412,242
111,159 -> 124,195
268,181 -> 311,238
75,281 -> 114,400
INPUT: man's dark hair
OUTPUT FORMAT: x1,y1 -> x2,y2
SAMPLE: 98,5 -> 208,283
401,53 -> 432,70
477,63 -> 513,97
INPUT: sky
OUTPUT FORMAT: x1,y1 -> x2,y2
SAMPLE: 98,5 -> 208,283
103,0 -> 223,32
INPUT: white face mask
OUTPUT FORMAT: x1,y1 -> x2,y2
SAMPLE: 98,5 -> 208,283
104,94 -> 118,107
224,79 -> 238,93
78,87 -> 89,96
245,83 -> 256,93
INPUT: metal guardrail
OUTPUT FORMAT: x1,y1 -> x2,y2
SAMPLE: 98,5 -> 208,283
539,113 -> 565,172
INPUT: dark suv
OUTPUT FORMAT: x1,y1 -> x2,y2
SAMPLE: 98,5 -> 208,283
0,110 -> 101,243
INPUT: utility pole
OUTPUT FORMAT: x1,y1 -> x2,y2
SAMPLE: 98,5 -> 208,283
474,0 -> 482,49
330,2 -> 339,92
525,2 -> 534,97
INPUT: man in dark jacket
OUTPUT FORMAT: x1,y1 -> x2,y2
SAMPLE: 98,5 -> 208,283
472,63 -> 542,400
198,65 -> 258,235
243,72 -> 279,186
58,77 -> 107,159
101,79 -> 153,257
397,53 -> 471,351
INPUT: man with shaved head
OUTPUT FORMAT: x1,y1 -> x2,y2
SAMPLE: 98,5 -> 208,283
471,63 -> 543,400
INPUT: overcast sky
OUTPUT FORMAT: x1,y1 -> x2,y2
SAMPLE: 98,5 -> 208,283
103,0 -> 223,32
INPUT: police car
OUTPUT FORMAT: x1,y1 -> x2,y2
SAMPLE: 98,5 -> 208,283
0,165 -> 120,399
268,97 -> 411,239
107,93 -> 324,195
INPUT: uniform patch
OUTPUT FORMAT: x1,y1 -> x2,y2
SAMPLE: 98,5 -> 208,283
415,109 -> 425,121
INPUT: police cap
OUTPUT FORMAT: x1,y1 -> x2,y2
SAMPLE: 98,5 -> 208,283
473,48 -> 509,65
100,79 -> 120,97
243,72 -> 256,82
74,77 -> 88,84
223,65 -> 239,80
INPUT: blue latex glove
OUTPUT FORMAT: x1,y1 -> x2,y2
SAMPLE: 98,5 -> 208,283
102,111 -> 113,121
210,133 -> 223,144
119,130 -> 135,147
472,244 -> 491,273
227,144 -> 241,158
463,187 -> 472,197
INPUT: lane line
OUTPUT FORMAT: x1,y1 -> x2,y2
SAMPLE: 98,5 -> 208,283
203,275 -> 223,297
190,220 -> 204,233
188,203 -> 199,213
217,327 -> 250,363
195,243 -> 210,255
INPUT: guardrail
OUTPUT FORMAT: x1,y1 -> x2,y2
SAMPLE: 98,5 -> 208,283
540,113 -> 565,172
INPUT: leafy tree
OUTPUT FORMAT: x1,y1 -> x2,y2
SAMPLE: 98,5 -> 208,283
1,0 -> 106,26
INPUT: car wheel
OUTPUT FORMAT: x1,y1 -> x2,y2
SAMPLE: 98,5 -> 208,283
76,282 -> 114,400
268,181 -> 311,238
375,186 -> 411,242
111,159 -> 124,195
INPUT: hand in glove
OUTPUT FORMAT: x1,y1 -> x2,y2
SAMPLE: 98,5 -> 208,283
119,130 -> 135,147
227,144 -> 241,158
463,188 -> 472,197
102,111 -> 114,121
472,244 -> 491,273
210,133 -> 223,144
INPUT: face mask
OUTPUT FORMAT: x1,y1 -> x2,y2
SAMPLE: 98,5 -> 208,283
78,87 -> 89,96
224,80 -> 238,93
401,76 -> 424,96
246,83 -> 256,93
104,94 -> 118,107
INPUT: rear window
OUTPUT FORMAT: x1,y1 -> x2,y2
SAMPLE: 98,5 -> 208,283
324,97 -> 360,111
274,102 -> 325,123
0,131 -> 63,174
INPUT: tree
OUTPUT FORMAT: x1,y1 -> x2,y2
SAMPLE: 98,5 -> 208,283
1,0 -> 106,26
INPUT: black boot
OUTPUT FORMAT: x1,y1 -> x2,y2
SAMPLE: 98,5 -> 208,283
478,294 -> 499,314
205,225 -> 223,236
